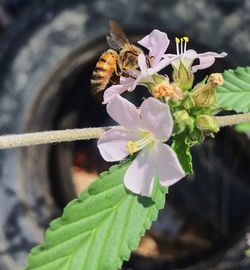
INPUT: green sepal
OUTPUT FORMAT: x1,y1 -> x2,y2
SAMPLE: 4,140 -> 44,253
24,161 -> 166,270
186,128 -> 204,145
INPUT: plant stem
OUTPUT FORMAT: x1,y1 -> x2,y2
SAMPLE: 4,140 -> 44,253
0,113 -> 249,149
214,112 -> 250,127
0,127 -> 114,149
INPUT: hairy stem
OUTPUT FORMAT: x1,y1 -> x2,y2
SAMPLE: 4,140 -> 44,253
214,112 -> 250,127
0,113 -> 249,149
0,127 -> 114,149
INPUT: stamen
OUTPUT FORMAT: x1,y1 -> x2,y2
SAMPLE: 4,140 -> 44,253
126,132 -> 154,156
126,140 -> 138,155
175,37 -> 180,55
175,36 -> 190,56
183,36 -> 189,52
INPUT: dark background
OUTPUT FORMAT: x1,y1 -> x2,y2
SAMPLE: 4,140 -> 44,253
0,0 -> 249,270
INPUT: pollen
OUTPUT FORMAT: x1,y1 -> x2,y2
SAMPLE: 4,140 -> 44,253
126,140 -> 138,155
175,37 -> 180,43
183,36 -> 189,42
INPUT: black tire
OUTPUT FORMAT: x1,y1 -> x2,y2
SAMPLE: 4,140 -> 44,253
0,0 -> 249,269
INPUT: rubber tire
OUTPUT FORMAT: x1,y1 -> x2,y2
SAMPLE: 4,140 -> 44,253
0,0 -> 249,269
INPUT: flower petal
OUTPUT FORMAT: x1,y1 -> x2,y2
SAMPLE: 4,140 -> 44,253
181,49 -> 198,69
170,49 -> 197,70
182,49 -> 198,59
148,55 -> 178,74
126,54 -> 148,92
126,54 -> 154,92
192,52 -> 227,73
103,77 -> 135,104
138,30 -> 170,66
98,128 -> 134,162
152,143 -> 185,186
124,150 -> 155,196
138,53 -> 148,75
139,97 -> 173,141
107,95 -> 141,131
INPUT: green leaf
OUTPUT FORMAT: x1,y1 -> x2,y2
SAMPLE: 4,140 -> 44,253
216,66 -> 250,113
172,132 -> 193,174
24,161 -> 166,270
235,122 -> 250,133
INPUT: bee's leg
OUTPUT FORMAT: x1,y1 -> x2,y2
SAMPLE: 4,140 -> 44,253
114,61 -> 122,76
109,60 -> 123,85
120,71 -> 129,78
119,71 -> 136,79
146,55 -> 153,68
110,73 -> 120,84
114,60 -> 136,80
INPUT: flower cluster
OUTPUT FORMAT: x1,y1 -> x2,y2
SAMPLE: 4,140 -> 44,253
97,28 -> 227,197
103,31 -> 226,104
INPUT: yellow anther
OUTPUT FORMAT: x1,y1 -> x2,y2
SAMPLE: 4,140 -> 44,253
183,36 -> 189,42
175,37 -> 180,43
180,38 -> 183,41
126,140 -> 138,155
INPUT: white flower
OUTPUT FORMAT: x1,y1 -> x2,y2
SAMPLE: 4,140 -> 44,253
98,95 -> 185,196
165,36 -> 227,73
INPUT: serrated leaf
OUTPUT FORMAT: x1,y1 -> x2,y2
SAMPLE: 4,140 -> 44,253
24,161 -> 165,270
216,66 -> 250,113
172,132 -> 193,174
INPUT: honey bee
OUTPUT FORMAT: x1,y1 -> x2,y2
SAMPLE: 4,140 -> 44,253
91,20 -> 144,94
91,49 -> 120,94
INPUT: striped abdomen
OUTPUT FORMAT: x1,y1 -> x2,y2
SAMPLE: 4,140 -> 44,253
91,49 -> 119,94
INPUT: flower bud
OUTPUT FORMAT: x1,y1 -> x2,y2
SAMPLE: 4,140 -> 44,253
174,110 -> 194,132
173,61 -> 194,92
182,94 -> 195,110
208,73 -> 224,86
191,73 -> 223,108
191,83 -> 216,108
196,115 -> 219,133
144,82 -> 155,90
152,74 -> 166,84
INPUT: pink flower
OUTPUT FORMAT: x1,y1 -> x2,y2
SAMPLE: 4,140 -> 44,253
103,77 -> 135,104
165,37 -> 227,73
98,95 -> 185,196
103,30 -> 175,104
137,29 -> 177,74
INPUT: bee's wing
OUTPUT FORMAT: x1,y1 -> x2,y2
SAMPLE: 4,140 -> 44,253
108,20 -> 131,49
106,36 -> 122,51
